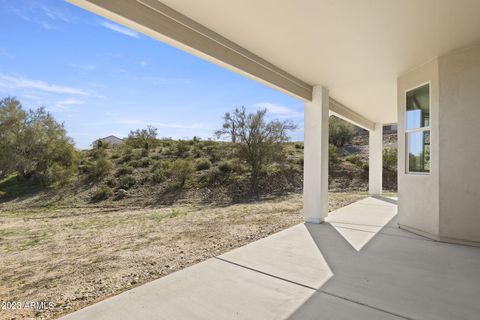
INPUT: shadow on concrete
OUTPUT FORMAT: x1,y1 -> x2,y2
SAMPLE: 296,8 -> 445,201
286,213 -> 480,320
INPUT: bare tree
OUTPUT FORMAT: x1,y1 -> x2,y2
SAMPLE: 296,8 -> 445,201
216,106 -> 297,196
215,111 -> 237,143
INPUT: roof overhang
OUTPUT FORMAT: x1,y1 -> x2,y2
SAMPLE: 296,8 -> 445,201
67,0 -> 480,126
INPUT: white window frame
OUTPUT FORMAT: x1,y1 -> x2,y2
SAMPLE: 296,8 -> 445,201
405,82 -> 431,175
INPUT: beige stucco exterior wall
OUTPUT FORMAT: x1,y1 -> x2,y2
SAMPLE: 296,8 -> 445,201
438,44 -> 480,244
398,43 -> 480,245
397,59 -> 440,238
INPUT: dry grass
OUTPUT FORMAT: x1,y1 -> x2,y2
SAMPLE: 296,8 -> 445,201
0,192 -> 366,319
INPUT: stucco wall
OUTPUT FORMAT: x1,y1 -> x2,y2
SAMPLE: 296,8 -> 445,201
397,59 -> 440,238
438,44 -> 480,243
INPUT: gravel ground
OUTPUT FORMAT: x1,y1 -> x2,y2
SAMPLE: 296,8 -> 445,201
0,192 -> 366,320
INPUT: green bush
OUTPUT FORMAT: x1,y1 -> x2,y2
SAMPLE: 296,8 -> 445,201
151,153 -> 162,160
91,184 -> 113,201
140,157 -> 151,168
217,160 -> 234,174
118,175 -> 136,190
118,148 -> 134,164
115,165 -> 134,177
266,163 -> 284,176
175,140 -> 190,158
129,159 -> 142,168
87,157 -> 112,181
169,159 -> 195,188
329,144 -> 338,163
150,169 -> 167,184
151,160 -> 170,172
104,177 -> 117,188
383,148 -> 397,170
383,147 -> 397,191
346,155 -> 362,165
195,158 -> 212,171
346,155 -> 368,170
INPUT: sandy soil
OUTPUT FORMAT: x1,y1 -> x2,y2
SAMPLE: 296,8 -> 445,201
0,192 -> 366,320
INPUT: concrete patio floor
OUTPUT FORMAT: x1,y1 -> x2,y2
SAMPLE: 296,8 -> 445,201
61,197 -> 480,320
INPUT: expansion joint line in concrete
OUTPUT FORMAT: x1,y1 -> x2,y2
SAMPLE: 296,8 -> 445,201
214,256 -> 416,320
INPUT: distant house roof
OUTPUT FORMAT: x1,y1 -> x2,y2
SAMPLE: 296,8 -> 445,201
93,135 -> 124,146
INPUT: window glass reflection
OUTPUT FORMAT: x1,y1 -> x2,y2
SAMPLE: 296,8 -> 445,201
408,131 -> 430,173
406,84 -> 430,130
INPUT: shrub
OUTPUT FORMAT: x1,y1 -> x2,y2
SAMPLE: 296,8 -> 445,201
329,144 -> 338,163
150,169 -> 167,184
129,159 -> 142,168
294,143 -> 304,149
118,147 -> 134,164
175,140 -> 190,158
115,165 -> 134,177
346,155 -> 368,170
91,185 -> 113,201
151,153 -> 162,160
169,159 -> 195,188
102,177 -> 115,188
87,157 -> 112,181
202,141 -> 220,162
151,160 -> 170,172
195,158 -> 212,171
383,147 -> 398,191
118,175 -> 136,190
217,160 -> 234,174
346,155 -> 362,165
266,163 -> 284,176
383,148 -> 397,171
45,162 -> 78,187
140,157 -> 151,168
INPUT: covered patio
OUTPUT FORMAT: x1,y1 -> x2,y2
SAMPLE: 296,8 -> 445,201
61,197 -> 480,320
61,0 -> 480,318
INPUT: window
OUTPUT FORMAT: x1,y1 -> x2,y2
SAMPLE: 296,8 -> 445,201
406,84 -> 430,173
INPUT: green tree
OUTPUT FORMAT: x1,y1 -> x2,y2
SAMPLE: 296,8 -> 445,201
126,126 -> 158,148
0,97 -> 79,185
0,97 -> 27,179
216,106 -> 297,196
329,116 -> 355,147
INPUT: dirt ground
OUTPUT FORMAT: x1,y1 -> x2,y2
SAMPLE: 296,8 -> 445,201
0,192 -> 366,320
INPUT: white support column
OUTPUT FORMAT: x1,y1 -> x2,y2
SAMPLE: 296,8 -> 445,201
303,86 -> 329,223
369,123 -> 383,195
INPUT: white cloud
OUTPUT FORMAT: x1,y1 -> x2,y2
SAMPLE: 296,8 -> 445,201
49,98 -> 85,112
254,102 -> 303,118
40,5 -> 70,23
0,74 -> 89,96
139,61 -> 148,67
100,21 -> 139,38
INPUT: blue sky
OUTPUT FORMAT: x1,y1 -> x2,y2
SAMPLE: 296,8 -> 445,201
0,0 -> 304,149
